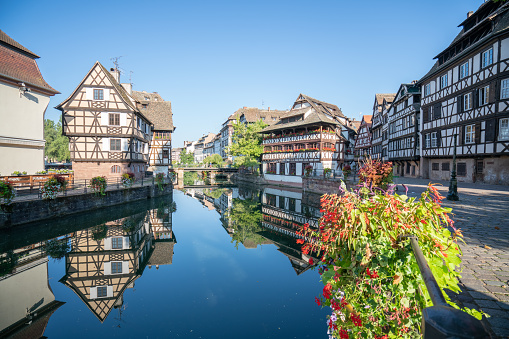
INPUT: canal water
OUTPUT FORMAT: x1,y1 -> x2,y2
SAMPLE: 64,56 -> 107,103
0,184 -> 329,338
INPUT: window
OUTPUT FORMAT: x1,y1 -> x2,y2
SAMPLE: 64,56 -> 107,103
111,165 -> 121,173
97,286 -> 107,298
266,194 -> 276,206
431,132 -> 438,147
142,104 -> 148,109
112,237 -> 123,249
499,118 -> 509,140
501,79 -> 509,99
432,163 -> 439,171
460,61 -> 469,79
464,93 -> 472,111
109,113 -> 120,126
440,74 -> 448,89
482,48 -> 493,68
424,84 -> 431,96
465,125 -> 475,144
111,262 -> 123,274
425,134 -> 430,148
457,163 -> 467,176
478,86 -> 489,106
442,162 -> 450,171
162,150 -> 169,158
93,89 -> 104,100
110,138 -> 121,151
289,163 -> 296,176
279,163 -> 285,175
288,198 -> 296,212
477,161 -> 484,174
279,196 -> 285,208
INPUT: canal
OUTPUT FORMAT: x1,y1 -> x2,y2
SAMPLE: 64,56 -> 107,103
0,184 -> 329,338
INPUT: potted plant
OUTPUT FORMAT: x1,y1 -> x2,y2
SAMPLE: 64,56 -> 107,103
304,165 -> 313,177
0,180 -> 16,205
323,168 -> 331,178
342,164 -> 351,178
121,172 -> 135,188
89,176 -> 107,195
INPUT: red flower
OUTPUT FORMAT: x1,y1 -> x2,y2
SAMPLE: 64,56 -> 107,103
351,313 -> 362,327
367,268 -> 379,279
339,328 -> 349,339
296,239 -> 304,244
315,297 -> 321,306
309,258 -> 314,265
323,283 -> 333,300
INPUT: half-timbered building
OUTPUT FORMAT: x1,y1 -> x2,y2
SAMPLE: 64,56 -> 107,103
57,62 -> 153,180
0,30 -> 59,175
388,83 -> 421,177
419,1 -> 509,184
353,115 -> 373,164
261,94 -> 348,186
371,94 -> 396,161
131,91 -> 174,175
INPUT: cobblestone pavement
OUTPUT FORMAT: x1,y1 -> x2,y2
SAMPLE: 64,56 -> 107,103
393,177 -> 509,338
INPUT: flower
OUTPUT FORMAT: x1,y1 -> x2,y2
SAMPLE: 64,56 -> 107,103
315,297 -> 321,306
309,258 -> 314,265
350,313 -> 362,327
296,239 -> 304,244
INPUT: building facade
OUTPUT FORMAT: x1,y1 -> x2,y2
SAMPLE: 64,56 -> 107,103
0,30 -> 59,176
419,1 -> 509,184
371,94 -> 396,161
353,115 -> 373,165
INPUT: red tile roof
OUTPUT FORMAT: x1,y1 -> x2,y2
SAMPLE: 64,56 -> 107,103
0,30 -> 58,95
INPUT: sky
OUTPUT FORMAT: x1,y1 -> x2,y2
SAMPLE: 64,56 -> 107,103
1,0 -> 484,147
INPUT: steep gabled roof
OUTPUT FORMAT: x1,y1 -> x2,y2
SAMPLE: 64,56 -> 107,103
0,29 -> 59,95
261,111 -> 339,133
375,93 -> 396,105
132,91 -> 174,131
230,107 -> 289,126
293,93 -> 345,118
362,115 -> 372,125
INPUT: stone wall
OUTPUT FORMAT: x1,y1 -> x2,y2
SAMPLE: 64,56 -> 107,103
72,161 -> 146,181
302,177 -> 344,195
0,183 -> 172,228
233,173 -> 269,185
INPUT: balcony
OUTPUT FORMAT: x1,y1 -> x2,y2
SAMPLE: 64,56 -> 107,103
262,150 -> 337,161
262,132 -> 338,145
154,132 -> 172,140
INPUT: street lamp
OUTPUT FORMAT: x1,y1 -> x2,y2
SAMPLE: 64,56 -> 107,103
446,134 -> 459,201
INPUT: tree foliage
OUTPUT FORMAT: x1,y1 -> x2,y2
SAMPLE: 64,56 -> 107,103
227,119 -> 267,168
227,197 -> 264,249
204,154 -> 223,166
44,118 -> 70,162
179,149 -> 195,165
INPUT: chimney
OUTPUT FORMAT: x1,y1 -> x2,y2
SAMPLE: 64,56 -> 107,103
467,11 -> 473,18
268,107 -> 270,111
121,83 -> 132,95
243,106 -> 247,109
110,68 -> 120,83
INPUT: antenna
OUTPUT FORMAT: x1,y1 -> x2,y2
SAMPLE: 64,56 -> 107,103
129,71 -> 134,86
262,100 -> 264,107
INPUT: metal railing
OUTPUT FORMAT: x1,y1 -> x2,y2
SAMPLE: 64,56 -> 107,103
408,236 -> 490,338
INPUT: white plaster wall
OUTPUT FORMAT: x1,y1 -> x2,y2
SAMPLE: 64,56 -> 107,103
0,145 -> 44,175
264,173 -> 302,184
501,38 -> 509,60
264,187 -> 302,200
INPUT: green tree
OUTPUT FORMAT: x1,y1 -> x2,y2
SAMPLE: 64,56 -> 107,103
226,197 -> 264,249
203,154 -> 223,166
227,119 -> 267,169
44,117 -> 70,162
179,149 -> 195,165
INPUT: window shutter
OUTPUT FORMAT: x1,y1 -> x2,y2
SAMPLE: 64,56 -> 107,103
122,138 -> 129,151
101,112 -> 109,126
485,119 -> 496,142
457,96 -> 463,113
475,122 -> 481,143
434,103 -> 442,119
473,90 -> 479,108
86,88 -> 93,100
458,125 -> 464,145
122,261 -> 129,274
104,262 -> 111,275
107,286 -> 113,297
104,238 -> 112,250
422,106 -> 429,123
437,130 -> 442,147
102,138 -> 110,152
120,113 -> 127,126
123,237 -> 130,249
104,88 -> 110,101
90,287 -> 97,299
489,81 -> 497,103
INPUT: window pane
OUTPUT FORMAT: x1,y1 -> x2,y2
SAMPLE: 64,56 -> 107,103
97,286 -> 107,297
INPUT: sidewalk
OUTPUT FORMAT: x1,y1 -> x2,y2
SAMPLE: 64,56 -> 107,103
394,177 -> 509,337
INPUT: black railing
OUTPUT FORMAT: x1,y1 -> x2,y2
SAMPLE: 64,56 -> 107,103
408,236 -> 490,338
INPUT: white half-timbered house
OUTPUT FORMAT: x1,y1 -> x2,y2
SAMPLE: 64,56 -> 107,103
261,94 -> 348,186
131,91 -> 174,175
388,83 -> 421,177
371,94 -> 395,161
57,62 -> 152,180
354,115 -> 373,164
419,1 -> 509,184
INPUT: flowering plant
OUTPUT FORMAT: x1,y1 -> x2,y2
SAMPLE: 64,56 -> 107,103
323,147 -> 336,152
0,180 -> 16,204
155,173 -> 165,191
298,165 -> 483,337
40,175 -> 67,200
305,165 -> 313,177
358,157 -> 393,191
11,171 -> 27,176
343,164 -> 351,178
324,168 -> 332,178
89,176 -> 107,195
121,172 -> 135,188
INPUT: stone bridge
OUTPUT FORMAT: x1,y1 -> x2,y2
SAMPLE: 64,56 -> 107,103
172,167 -> 238,188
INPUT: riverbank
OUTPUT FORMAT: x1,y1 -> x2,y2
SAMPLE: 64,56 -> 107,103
0,182 -> 172,228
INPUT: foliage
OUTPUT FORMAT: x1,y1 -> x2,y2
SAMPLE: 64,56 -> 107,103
0,180 -> 16,204
305,165 -> 313,177
36,170 -> 48,174
44,118 -> 70,162
92,224 -> 108,241
343,164 -> 351,177
226,197 -> 264,249
155,173 -> 165,191
228,119 -> 268,169
40,175 -> 68,200
183,172 -> 199,186
11,171 -> 27,176
204,188 -> 226,199
121,172 -> 135,188
358,157 -> 393,191
179,149 -> 195,165
204,154 -> 223,166
324,168 -> 332,177
0,250 -> 17,277
298,180 -> 482,338
90,176 -> 107,195
169,171 -> 177,183
44,238 -> 70,260
169,201 -> 177,213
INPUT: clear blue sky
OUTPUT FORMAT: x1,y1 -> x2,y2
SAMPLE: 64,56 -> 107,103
1,0 -> 483,147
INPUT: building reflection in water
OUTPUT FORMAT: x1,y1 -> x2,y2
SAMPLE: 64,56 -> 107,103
59,201 -> 176,322
181,185 -> 321,273
0,238 -> 67,338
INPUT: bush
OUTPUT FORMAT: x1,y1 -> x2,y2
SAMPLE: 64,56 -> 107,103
90,176 -> 107,195
305,165 -> 313,177
358,158 -> 393,191
155,173 -> 165,191
40,175 -> 67,200
0,181 -> 16,204
121,172 -> 135,188
11,171 -> 27,176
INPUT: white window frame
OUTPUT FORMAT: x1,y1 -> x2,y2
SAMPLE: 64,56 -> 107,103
459,61 -> 469,79
111,261 -> 123,274
424,84 -> 431,96
464,93 -> 472,111
110,138 -> 121,152
93,88 -> 104,101
440,74 -> 448,89
482,48 -> 493,68
479,86 -> 489,106
425,134 -> 431,148
501,79 -> 509,100
499,118 -> 509,141
431,132 -> 438,148
465,124 -> 475,144
111,237 -> 123,249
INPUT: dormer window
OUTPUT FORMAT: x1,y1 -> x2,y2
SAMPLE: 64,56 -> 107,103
144,96 -> 150,100
142,104 -> 148,109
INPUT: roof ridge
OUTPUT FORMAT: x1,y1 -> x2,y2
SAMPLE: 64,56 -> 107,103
0,29 -> 39,58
